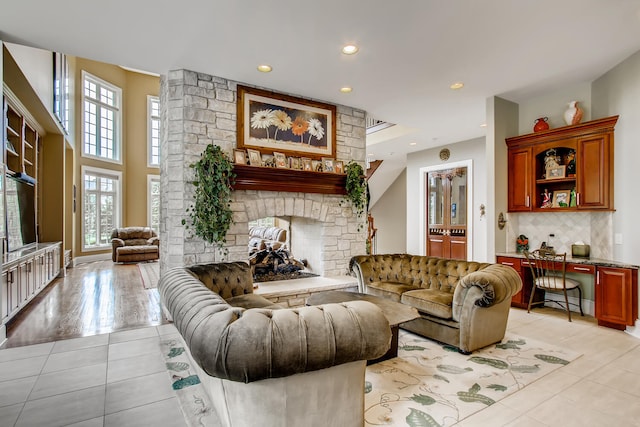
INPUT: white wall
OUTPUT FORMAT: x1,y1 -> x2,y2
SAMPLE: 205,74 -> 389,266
406,137 -> 487,261
369,169 -> 406,254
5,43 -> 54,116
517,82 -> 591,134
591,50 -> 640,266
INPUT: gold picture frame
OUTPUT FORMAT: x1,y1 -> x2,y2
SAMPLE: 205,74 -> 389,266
552,190 -> 571,208
247,149 -> 262,166
334,160 -> 344,174
237,85 -> 337,159
302,157 -> 312,171
546,165 -> 566,180
322,157 -> 334,173
233,149 -> 247,165
273,152 -> 288,168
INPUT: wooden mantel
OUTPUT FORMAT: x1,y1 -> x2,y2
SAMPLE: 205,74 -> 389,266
232,164 -> 347,195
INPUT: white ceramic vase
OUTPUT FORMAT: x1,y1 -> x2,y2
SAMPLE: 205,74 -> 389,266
564,101 -> 584,126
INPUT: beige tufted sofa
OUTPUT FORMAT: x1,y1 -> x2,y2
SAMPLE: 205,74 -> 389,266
248,226 -> 287,255
349,254 -> 522,353
159,261 -> 391,427
110,227 -> 159,263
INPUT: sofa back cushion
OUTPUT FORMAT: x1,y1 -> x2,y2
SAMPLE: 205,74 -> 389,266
111,227 -> 156,243
188,262 -> 254,299
351,254 -> 490,294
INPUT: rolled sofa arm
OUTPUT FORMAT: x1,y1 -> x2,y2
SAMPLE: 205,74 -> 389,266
452,263 -> 522,319
159,266 -> 391,383
147,236 -> 160,247
111,238 -> 125,262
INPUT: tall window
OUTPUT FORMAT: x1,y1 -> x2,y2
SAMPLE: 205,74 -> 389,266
148,96 -> 160,167
53,52 -> 70,133
148,175 -> 160,233
82,167 -> 121,250
82,72 -> 121,162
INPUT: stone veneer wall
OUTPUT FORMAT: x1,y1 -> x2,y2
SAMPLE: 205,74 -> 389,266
159,70 -> 367,274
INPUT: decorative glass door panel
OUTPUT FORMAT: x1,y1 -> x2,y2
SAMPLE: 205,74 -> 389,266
426,167 -> 467,260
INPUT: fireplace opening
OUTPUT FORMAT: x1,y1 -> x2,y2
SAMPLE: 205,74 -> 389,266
248,217 -> 319,282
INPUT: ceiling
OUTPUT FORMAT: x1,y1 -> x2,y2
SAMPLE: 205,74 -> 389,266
2,0 -> 640,163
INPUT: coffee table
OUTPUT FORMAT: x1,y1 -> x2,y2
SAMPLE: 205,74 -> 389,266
306,290 -> 420,364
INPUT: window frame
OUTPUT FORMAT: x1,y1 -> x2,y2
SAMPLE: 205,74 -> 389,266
81,165 -> 122,252
81,71 -> 122,164
147,95 -> 160,168
147,174 -> 160,234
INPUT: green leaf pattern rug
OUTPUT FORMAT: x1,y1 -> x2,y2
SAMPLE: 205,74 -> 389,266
364,332 -> 581,427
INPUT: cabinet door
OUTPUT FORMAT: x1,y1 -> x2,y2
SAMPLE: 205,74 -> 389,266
577,133 -> 612,210
507,148 -> 532,212
1,270 -> 9,321
596,267 -> 637,326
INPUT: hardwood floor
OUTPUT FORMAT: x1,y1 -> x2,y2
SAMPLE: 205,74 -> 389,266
1,260 -> 169,349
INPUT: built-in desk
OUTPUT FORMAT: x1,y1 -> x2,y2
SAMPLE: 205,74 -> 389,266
496,252 -> 638,330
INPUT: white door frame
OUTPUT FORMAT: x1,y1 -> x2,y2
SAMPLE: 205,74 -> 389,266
419,159 -> 473,259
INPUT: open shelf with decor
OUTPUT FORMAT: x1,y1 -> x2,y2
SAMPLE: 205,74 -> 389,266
506,116 -> 617,212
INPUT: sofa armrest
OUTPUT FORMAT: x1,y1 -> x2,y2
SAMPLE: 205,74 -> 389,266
147,236 -> 160,246
111,238 -> 125,262
452,263 -> 522,320
159,266 -> 392,383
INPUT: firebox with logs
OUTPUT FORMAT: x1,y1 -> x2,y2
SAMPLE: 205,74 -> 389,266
249,247 -> 314,282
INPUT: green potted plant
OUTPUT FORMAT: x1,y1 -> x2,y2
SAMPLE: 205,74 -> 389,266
182,144 -> 236,254
343,161 -> 367,230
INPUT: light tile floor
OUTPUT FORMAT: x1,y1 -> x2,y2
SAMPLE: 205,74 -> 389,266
1,307 -> 639,426
0,324 -> 187,427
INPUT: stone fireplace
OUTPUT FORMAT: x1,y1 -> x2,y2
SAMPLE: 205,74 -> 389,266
159,70 -> 367,276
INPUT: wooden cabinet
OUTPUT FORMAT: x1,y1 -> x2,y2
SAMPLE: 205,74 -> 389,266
595,266 -> 638,329
506,116 -> 617,212
499,254 -> 638,330
497,256 -> 543,308
4,99 -> 38,180
507,148 -> 532,212
1,243 -> 61,326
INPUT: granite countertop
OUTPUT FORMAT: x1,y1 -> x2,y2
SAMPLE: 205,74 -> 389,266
496,252 -> 639,270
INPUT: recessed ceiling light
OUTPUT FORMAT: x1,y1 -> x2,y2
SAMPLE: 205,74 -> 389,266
409,142 -> 417,146
367,153 -> 374,157
480,123 -> 487,128
450,82 -> 464,90
340,87 -> 353,93
342,45 -> 359,55
257,64 -> 272,73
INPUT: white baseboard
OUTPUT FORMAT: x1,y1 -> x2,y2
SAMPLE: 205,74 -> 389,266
73,252 -> 111,266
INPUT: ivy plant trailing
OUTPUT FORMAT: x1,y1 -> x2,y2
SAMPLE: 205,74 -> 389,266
182,144 -> 236,255
343,161 -> 367,230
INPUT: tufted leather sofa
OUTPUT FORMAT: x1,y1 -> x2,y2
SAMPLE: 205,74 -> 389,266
159,261 -> 391,427
349,254 -> 522,353
110,227 -> 159,263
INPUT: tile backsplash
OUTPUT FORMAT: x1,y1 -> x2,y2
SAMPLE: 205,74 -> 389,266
506,211 -> 612,259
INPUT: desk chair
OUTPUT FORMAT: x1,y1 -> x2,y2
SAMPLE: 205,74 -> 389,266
523,249 -> 584,322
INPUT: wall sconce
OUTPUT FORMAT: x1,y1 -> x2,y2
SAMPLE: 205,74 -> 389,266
497,212 -> 507,230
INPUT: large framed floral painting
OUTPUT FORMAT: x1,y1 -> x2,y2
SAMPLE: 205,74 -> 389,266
237,85 -> 336,159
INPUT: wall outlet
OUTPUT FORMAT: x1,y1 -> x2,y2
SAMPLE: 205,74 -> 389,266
615,233 -> 623,245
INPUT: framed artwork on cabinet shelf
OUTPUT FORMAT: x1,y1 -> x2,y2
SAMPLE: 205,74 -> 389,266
552,190 -> 571,208
334,160 -> 344,174
322,157 -> 334,173
546,165 -> 566,180
302,157 -> 312,171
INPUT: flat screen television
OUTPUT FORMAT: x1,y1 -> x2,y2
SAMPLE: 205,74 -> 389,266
5,174 -> 37,252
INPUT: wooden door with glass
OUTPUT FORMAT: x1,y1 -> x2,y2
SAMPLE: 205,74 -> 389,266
426,167 -> 467,260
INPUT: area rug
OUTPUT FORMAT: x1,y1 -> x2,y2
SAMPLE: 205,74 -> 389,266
160,337 -> 220,427
364,331 -> 581,427
138,261 -> 160,289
